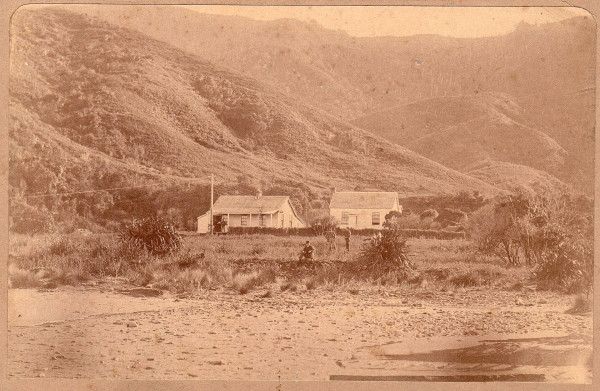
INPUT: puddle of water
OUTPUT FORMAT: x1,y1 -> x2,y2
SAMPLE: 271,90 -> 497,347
382,335 -> 592,367
330,373 -> 547,382
354,333 -> 592,383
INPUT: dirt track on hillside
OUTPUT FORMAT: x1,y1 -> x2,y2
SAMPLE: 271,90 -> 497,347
8,285 -> 592,382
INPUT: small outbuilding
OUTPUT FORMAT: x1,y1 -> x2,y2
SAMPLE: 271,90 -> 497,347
197,192 -> 305,234
329,191 -> 402,230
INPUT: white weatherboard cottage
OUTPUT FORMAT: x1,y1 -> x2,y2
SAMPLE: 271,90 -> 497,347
197,192 -> 305,234
329,191 -> 402,230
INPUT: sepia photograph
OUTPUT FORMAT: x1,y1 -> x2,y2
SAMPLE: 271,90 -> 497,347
4,2 -> 596,385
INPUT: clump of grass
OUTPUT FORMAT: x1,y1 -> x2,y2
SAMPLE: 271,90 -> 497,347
249,245 -> 265,256
417,263 -> 522,290
232,273 -> 259,294
215,242 -> 230,254
448,267 -> 505,287
306,264 -> 351,286
280,281 -> 297,292
232,267 -> 277,294
377,271 -> 413,286
153,269 -> 206,293
566,294 -> 592,314
48,236 -> 76,257
305,278 -> 318,291
48,268 -> 88,286
8,264 -> 42,288
172,250 -> 204,268
348,287 -> 360,295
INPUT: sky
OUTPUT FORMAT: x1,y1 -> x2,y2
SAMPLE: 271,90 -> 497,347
183,5 -> 590,38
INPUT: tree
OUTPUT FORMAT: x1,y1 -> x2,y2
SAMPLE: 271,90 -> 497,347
467,194 -> 530,266
468,194 -> 593,294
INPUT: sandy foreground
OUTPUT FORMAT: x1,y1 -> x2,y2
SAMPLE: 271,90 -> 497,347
7,283 -> 593,382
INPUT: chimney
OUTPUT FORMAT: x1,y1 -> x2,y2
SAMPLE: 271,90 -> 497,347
256,190 -> 262,199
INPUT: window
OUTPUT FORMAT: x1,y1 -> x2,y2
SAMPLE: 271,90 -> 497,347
341,211 -> 349,224
372,212 -> 380,225
241,215 -> 248,226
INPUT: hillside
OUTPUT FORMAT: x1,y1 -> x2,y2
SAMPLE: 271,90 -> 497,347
352,92 -> 589,194
78,5 -> 595,117
76,5 -> 595,195
466,161 -> 573,196
8,7 -> 499,231
352,93 -> 567,172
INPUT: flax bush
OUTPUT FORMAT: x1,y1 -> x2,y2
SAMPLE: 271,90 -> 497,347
356,225 -> 414,277
119,216 -> 182,255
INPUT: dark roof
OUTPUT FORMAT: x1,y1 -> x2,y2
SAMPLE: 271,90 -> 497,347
329,192 -> 398,209
211,195 -> 290,215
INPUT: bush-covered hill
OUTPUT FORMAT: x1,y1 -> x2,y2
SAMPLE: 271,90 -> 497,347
8,7 -> 497,232
78,5 -> 595,195
80,6 -> 595,118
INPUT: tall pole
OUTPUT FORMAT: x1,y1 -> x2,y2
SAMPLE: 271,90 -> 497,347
210,174 -> 214,235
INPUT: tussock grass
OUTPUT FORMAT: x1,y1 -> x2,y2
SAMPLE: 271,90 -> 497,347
566,294 -> 593,314
280,281 -> 298,292
232,267 -> 278,294
8,264 -> 42,288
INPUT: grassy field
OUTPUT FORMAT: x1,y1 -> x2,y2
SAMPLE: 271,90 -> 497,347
8,232 -> 529,295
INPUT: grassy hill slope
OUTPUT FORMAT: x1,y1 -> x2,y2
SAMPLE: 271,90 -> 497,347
352,92 -> 588,195
466,161 -> 573,196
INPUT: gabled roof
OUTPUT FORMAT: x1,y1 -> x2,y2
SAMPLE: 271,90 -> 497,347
211,195 -> 290,215
329,191 -> 398,209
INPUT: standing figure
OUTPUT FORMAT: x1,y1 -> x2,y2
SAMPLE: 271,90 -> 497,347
343,228 -> 352,252
325,229 -> 337,251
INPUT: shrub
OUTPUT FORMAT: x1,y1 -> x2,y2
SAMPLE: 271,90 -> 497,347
468,194 -> 594,293
356,225 -> 414,276
467,194 -> 533,266
535,236 -> 593,294
420,209 -> 439,220
119,216 -> 182,255
9,201 -> 55,234
383,210 -> 403,228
